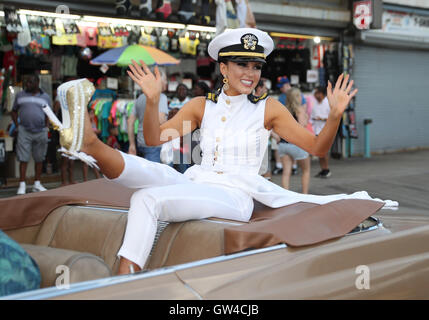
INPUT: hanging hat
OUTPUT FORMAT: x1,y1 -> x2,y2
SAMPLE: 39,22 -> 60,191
208,28 -> 274,64
277,76 -> 290,88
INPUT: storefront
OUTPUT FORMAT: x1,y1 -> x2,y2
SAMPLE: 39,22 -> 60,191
0,0 -> 353,183
0,4 -> 219,181
351,6 -> 429,155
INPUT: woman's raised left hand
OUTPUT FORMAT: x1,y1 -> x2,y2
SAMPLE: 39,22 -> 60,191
327,73 -> 358,118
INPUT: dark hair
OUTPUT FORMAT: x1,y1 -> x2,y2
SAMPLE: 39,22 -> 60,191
315,86 -> 327,96
168,108 -> 180,120
27,73 -> 40,82
256,80 -> 264,89
195,81 -> 210,95
176,83 -> 188,93
108,123 -> 118,132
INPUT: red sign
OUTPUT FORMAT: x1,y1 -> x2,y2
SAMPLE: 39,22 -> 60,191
353,1 -> 373,30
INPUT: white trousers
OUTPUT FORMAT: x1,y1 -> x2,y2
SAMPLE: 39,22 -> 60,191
110,151 -> 254,268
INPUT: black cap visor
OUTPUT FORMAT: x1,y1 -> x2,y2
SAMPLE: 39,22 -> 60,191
219,56 -> 266,64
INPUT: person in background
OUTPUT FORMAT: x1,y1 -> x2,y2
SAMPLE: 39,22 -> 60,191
311,86 -> 331,178
254,79 -> 267,97
127,68 -> 169,163
59,107 -> 101,186
278,88 -> 311,193
255,79 -> 273,180
190,81 -> 210,166
277,75 -> 307,175
107,123 -> 121,150
160,108 -> 181,167
169,82 -> 192,172
82,108 -> 101,181
192,81 -> 210,97
169,83 -> 191,109
45,83 -> 61,175
12,74 -> 51,195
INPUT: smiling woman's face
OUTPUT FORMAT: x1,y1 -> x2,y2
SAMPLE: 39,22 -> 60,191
220,61 -> 263,96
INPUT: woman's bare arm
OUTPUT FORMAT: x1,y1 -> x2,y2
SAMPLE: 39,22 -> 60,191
265,74 -> 357,157
127,60 -> 204,146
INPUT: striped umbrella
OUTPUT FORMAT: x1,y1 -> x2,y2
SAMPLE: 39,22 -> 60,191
90,45 -> 180,67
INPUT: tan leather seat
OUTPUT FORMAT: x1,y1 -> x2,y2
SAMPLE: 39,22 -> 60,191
5,205 -> 128,288
5,205 -> 241,288
21,244 -> 111,288
146,219 -> 243,269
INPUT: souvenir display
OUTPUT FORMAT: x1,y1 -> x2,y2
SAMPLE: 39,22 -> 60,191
177,0 -> 196,24
167,28 -> 180,56
127,26 -> 141,45
139,0 -> 153,18
116,0 -> 130,16
4,8 -> 22,33
42,17 -> 57,36
200,0 -> 215,26
179,31 -> 200,56
225,0 -> 239,29
157,28 -> 170,52
153,0 -> 173,21
138,27 -> 157,47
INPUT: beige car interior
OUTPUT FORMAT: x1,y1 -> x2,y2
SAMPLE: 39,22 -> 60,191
4,205 -> 238,288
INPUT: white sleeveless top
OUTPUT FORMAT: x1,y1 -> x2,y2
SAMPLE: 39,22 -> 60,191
184,90 -> 398,209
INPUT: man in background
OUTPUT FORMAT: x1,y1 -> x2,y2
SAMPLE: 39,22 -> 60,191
12,74 -> 51,195
311,86 -> 332,178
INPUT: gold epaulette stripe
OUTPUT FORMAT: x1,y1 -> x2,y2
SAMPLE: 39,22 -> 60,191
219,52 -> 266,58
206,92 -> 219,103
248,92 -> 268,104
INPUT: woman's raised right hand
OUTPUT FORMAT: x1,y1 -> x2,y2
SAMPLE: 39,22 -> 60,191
127,59 -> 162,103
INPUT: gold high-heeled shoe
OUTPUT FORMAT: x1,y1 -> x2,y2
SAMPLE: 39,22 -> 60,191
43,78 -> 98,168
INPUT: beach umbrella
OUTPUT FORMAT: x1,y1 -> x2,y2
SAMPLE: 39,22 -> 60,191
90,45 -> 180,67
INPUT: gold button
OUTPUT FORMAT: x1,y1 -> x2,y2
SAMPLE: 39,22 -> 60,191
216,137 -> 221,142
221,116 -> 227,122
216,171 -> 224,174
226,99 -> 230,105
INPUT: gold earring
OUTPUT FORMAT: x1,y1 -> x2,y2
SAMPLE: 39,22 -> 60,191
222,77 -> 229,91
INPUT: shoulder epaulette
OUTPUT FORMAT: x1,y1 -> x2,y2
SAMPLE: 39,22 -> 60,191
247,92 -> 268,104
206,89 -> 220,103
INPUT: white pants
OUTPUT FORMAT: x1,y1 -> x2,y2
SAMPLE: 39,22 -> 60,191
110,151 -> 254,268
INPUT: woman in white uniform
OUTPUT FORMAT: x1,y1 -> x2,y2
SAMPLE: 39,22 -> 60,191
51,28 -> 395,276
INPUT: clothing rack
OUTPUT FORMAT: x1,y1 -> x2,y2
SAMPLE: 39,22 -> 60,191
89,97 -> 136,144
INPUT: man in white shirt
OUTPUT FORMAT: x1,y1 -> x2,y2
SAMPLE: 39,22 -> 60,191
168,83 -> 190,110
311,86 -> 332,178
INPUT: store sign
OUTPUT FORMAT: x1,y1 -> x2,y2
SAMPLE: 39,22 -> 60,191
353,1 -> 373,30
381,10 -> 429,37
290,75 -> 299,85
107,77 -> 118,90
307,70 -> 318,83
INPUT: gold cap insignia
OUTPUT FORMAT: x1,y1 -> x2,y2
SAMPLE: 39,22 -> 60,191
241,34 -> 258,51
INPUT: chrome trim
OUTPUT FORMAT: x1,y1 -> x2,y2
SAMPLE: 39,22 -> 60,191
74,205 -> 129,213
345,216 -> 383,236
3,244 -> 287,300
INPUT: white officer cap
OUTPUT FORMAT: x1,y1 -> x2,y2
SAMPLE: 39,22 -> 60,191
208,28 -> 274,64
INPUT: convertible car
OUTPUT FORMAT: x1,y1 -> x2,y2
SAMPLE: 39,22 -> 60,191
1,179 -> 429,299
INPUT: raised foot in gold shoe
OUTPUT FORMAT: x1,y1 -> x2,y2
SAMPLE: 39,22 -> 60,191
43,78 -> 99,169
